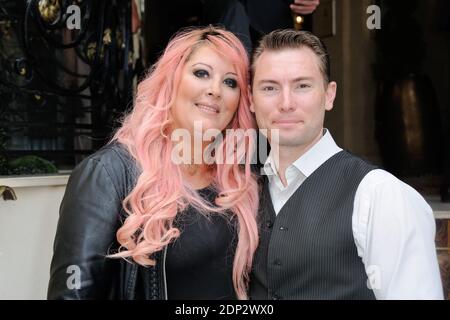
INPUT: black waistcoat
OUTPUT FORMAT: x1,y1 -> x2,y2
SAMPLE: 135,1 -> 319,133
250,151 -> 377,300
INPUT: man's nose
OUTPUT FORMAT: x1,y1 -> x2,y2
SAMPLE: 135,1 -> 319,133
278,88 -> 295,112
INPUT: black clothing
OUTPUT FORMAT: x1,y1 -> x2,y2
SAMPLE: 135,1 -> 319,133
145,0 -> 314,62
204,0 -> 313,53
47,142 -> 163,299
47,142 -> 237,299
167,187 -> 238,300
250,151 -> 377,300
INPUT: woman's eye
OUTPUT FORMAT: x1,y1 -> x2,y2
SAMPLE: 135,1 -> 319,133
193,69 -> 209,78
224,78 -> 237,88
262,86 -> 275,92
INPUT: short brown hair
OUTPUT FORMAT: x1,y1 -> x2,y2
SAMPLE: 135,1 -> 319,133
251,29 -> 330,85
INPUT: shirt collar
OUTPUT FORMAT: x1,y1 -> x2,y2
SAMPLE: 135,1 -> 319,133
263,153 -> 277,177
292,129 -> 342,177
263,129 -> 342,178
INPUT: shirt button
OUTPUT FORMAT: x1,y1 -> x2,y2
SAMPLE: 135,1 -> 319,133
274,259 -> 282,266
272,294 -> 281,300
266,221 -> 273,229
279,226 -> 288,231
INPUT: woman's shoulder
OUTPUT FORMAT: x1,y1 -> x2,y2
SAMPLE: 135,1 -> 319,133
87,141 -> 135,168
71,141 -> 139,190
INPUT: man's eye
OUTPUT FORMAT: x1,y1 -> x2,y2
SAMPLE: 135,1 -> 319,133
194,69 -> 209,78
297,83 -> 311,89
262,86 -> 275,91
224,78 -> 237,88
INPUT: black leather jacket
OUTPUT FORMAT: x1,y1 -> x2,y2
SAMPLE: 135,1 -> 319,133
47,142 -> 167,299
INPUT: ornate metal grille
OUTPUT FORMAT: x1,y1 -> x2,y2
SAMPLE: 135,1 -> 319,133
0,0 -> 135,173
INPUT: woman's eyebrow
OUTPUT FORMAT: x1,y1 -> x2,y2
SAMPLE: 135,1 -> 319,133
191,63 -> 237,76
192,62 -> 212,69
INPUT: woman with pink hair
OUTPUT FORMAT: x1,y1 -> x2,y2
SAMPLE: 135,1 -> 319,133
48,26 -> 259,300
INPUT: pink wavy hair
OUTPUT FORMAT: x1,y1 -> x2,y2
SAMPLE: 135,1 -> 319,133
109,26 -> 259,299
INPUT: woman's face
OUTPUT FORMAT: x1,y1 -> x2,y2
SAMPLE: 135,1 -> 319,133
171,45 -> 241,135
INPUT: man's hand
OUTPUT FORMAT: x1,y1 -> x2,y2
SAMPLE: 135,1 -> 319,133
131,0 -> 141,33
290,0 -> 320,15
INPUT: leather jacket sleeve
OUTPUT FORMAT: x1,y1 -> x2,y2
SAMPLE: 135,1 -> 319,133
47,150 -> 125,299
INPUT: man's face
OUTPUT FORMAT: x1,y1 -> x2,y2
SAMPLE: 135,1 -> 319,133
250,48 -> 336,150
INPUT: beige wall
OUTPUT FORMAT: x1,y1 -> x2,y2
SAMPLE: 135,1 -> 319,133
318,0 -> 381,163
0,177 -> 67,299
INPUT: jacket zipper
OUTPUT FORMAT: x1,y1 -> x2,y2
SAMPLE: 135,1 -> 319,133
162,246 -> 168,300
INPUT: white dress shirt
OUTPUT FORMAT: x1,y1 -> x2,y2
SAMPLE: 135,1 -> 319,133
263,129 -> 444,300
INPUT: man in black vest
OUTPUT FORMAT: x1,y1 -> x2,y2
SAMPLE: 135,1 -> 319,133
249,29 -> 443,299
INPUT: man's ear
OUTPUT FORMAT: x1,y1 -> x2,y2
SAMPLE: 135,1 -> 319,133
325,81 -> 337,111
248,84 -> 255,113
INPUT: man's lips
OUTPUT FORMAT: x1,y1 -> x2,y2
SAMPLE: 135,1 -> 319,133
272,119 -> 303,125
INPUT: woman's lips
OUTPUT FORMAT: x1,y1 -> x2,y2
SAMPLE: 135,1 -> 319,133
195,103 -> 219,114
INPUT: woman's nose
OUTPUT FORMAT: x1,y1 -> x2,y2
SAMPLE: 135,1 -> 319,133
206,79 -> 221,98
